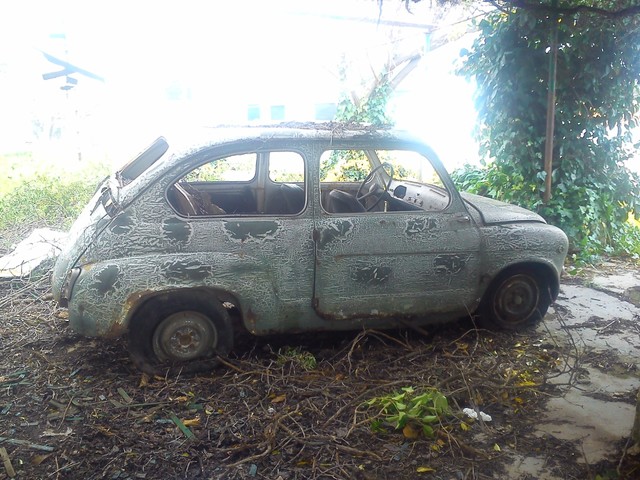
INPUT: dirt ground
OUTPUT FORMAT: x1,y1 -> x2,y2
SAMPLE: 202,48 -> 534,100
0,260 -> 639,479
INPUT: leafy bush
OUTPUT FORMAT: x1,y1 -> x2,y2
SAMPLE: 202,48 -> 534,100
275,346 -> 317,371
452,162 -> 640,261
456,6 -> 640,262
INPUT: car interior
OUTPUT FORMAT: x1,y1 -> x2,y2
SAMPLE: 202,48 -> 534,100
166,148 -> 450,217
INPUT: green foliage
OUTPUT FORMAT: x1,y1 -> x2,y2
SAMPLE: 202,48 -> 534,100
457,2 -> 640,260
336,81 -> 393,126
275,346 -> 317,371
320,150 -> 371,182
327,63 -> 395,181
364,386 -> 449,437
614,216 -> 640,259
452,162 -> 640,261
0,174 -> 99,233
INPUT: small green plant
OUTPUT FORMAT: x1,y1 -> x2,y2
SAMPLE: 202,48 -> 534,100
364,387 -> 449,438
275,346 -> 317,371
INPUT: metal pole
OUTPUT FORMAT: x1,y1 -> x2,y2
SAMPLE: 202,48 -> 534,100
543,0 -> 559,203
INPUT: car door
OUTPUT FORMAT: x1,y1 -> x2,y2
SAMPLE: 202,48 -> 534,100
165,147 -> 316,332
312,146 -> 482,321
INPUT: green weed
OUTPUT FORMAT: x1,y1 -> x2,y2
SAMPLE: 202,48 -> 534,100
364,386 -> 449,438
275,346 -> 317,371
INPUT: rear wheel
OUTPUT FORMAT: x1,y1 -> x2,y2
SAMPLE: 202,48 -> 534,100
477,269 -> 551,330
128,293 -> 232,375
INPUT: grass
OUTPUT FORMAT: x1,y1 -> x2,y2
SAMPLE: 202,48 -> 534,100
0,151 -> 109,251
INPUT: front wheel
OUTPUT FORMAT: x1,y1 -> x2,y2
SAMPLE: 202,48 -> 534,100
476,269 -> 551,330
129,293 -> 233,375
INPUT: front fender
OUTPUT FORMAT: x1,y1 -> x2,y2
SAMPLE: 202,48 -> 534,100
478,222 -> 568,298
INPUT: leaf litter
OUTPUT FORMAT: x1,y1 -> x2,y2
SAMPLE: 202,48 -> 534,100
0,267 -> 638,479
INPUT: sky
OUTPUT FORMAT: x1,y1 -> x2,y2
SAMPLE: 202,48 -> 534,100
0,0 -> 480,169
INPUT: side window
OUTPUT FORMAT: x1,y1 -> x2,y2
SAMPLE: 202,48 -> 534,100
263,151 -> 306,215
183,153 -> 256,182
319,149 -> 450,214
167,151 -> 306,217
168,153 -> 257,217
269,151 -> 305,182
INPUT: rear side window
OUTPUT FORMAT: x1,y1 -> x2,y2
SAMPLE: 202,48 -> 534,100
168,153 -> 258,217
268,151 -> 305,182
183,153 -> 256,182
263,151 -> 306,215
167,151 -> 305,217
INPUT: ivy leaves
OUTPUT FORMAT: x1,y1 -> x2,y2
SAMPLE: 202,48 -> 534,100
456,1 -> 640,259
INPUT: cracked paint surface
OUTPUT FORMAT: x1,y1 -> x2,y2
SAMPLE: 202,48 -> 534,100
352,264 -> 392,285
223,221 -> 281,243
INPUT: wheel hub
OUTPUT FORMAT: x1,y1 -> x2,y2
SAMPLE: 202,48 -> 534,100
495,274 -> 539,323
152,311 -> 217,362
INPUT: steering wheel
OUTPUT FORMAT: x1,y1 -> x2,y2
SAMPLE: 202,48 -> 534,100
356,162 -> 395,211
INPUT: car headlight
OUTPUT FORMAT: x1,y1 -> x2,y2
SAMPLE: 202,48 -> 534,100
60,267 -> 82,307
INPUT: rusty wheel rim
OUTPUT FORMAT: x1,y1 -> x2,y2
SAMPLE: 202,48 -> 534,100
494,273 -> 539,325
152,311 -> 217,362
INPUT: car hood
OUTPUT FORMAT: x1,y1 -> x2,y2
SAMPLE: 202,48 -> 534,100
460,192 -> 545,225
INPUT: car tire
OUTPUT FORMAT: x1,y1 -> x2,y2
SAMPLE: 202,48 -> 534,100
128,292 -> 233,375
476,268 -> 551,330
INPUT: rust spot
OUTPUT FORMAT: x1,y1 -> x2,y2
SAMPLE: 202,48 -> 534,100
245,308 -> 258,333
103,318 -> 129,338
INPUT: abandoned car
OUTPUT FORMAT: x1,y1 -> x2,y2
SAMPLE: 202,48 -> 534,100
52,124 -> 568,373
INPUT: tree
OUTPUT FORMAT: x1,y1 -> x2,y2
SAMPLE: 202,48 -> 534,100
402,0 -> 640,17
324,46 -> 422,181
454,0 -> 640,259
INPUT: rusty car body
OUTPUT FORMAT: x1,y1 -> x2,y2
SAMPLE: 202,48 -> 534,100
52,124 -> 568,373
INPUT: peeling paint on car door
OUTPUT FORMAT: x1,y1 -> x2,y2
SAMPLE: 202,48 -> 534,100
313,208 -> 482,320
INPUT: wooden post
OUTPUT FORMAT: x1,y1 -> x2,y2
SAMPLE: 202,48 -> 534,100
543,0 -> 559,204
633,389 -> 640,446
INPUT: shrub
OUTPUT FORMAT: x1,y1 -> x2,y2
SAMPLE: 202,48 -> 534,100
0,172 -> 103,251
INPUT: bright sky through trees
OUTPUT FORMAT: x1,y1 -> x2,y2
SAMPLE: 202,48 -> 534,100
0,0 -> 477,168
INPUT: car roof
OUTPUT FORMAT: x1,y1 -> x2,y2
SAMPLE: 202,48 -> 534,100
164,122 -> 423,158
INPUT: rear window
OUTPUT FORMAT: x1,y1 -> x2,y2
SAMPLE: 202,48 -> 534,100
118,137 -> 169,184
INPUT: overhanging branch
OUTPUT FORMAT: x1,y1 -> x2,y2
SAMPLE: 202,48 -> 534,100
486,0 -> 640,18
